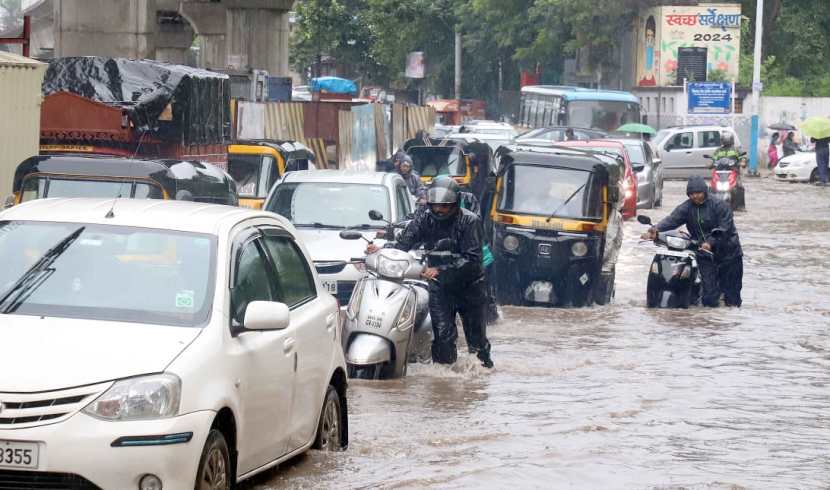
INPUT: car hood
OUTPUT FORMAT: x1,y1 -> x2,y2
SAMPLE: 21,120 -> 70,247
780,152 -> 814,166
0,315 -> 201,392
297,228 -> 386,263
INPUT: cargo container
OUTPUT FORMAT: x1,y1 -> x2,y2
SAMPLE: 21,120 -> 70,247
0,52 -> 46,199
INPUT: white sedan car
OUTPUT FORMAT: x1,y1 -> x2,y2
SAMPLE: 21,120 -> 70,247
0,198 -> 347,490
265,171 -> 415,306
774,151 -> 818,182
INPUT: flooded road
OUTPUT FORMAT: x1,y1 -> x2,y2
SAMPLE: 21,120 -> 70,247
249,178 -> 830,489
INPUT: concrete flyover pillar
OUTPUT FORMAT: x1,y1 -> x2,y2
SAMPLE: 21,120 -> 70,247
54,0 -> 156,59
180,0 -> 294,75
154,0 -> 196,65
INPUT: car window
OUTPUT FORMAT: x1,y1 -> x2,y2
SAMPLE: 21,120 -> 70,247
395,185 -> 411,218
667,132 -> 693,150
697,130 -> 721,148
231,239 -> 275,326
261,235 -> 316,308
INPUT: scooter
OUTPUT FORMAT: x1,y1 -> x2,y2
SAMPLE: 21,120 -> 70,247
337,211 -> 435,379
704,152 -> 747,211
637,215 -> 711,308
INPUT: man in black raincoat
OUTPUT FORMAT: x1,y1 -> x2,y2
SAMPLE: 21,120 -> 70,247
367,181 -> 493,367
643,176 -> 743,307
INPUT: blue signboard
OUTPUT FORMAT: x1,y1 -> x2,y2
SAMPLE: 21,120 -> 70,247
688,82 -> 732,114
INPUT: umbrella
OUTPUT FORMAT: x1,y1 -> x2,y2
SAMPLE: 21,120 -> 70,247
800,116 -> 830,140
768,122 -> 796,131
616,123 -> 657,135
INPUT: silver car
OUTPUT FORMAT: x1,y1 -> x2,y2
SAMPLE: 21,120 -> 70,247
264,171 -> 415,306
654,125 -> 741,179
610,138 -> 664,209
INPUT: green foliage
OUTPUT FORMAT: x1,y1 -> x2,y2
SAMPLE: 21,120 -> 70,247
707,69 -> 729,82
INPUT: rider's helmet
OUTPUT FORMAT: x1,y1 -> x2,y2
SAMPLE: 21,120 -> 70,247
721,131 -> 735,148
426,177 -> 459,221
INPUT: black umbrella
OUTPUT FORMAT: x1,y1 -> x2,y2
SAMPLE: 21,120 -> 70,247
768,122 -> 796,131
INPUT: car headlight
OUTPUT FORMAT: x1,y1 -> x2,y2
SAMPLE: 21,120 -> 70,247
503,235 -> 520,252
571,241 -> 588,257
83,374 -> 181,421
377,257 -> 408,279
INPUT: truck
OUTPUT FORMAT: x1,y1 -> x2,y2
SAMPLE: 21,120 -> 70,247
39,57 -> 232,168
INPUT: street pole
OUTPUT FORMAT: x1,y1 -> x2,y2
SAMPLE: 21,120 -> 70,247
454,30 -> 462,101
748,0 -> 765,176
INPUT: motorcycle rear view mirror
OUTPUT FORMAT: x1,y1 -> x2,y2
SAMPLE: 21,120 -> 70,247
434,238 -> 456,251
368,210 -> 386,221
636,215 -> 653,225
339,230 -> 367,241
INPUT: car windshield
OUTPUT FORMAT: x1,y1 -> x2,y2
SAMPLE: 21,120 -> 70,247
0,221 -> 216,327
228,154 -> 266,197
268,182 -> 391,229
408,146 -> 465,177
498,165 -> 601,219
21,177 -> 164,202
567,100 -> 641,132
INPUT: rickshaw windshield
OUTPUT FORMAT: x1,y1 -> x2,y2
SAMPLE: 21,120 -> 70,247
21,176 -> 164,202
408,147 -> 466,177
228,154 -> 271,198
498,165 -> 601,220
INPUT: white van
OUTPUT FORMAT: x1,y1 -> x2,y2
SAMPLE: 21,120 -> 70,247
654,125 -> 742,179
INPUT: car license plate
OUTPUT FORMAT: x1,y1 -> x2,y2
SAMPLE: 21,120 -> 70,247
321,281 -> 337,294
0,440 -> 39,469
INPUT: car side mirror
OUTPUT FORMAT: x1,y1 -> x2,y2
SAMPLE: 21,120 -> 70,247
339,230 -> 365,240
632,164 -> 645,172
637,215 -> 653,225
3,195 -> 15,209
368,210 -> 385,221
244,301 -> 290,331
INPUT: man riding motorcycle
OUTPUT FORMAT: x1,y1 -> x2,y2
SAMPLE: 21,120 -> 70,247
366,179 -> 494,368
642,176 -> 743,307
713,132 -> 742,163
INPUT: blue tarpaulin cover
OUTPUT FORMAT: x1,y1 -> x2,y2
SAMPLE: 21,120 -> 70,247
311,76 -> 357,95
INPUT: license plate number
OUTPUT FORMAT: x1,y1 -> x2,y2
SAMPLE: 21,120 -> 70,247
321,281 -> 337,294
0,440 -> 39,469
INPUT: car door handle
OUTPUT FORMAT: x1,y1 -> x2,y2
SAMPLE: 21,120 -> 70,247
283,338 -> 295,354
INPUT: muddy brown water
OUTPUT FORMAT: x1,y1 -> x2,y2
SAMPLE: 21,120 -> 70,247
246,178 -> 830,489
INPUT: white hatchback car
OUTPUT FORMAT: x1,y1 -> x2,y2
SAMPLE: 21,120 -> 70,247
265,171 -> 415,306
774,151 -> 817,182
0,198 -> 347,490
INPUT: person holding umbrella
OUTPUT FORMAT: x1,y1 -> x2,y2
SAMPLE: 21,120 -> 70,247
767,133 -> 780,170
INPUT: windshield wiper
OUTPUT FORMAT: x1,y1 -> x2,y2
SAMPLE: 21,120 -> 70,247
294,222 -> 346,229
546,184 -> 587,223
0,226 -> 85,314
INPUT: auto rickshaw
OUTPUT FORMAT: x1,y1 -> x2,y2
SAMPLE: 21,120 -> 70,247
227,140 -> 316,209
489,145 -> 622,307
10,154 -> 239,207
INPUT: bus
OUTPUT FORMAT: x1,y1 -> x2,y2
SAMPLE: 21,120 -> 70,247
519,85 -> 642,132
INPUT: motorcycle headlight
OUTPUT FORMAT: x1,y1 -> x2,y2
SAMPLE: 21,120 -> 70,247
503,235 -> 520,252
571,241 -> 588,257
716,181 -> 730,191
83,374 -> 180,421
665,236 -> 689,250
377,257 -> 408,279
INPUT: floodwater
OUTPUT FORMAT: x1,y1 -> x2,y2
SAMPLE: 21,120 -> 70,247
248,178 -> 830,489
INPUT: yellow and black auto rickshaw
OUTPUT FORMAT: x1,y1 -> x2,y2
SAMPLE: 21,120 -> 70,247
489,145 -> 622,307
11,154 -> 239,206
227,140 -> 316,209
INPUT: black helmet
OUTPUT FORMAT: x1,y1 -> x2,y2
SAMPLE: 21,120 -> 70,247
430,175 -> 460,192
426,178 -> 459,220
721,131 -> 734,147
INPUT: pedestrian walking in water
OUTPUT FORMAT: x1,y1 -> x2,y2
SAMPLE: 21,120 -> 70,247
767,133 -> 780,170
811,136 -> 830,186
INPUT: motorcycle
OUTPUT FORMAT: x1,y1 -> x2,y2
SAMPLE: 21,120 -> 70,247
337,211 -> 436,379
704,152 -> 747,211
637,215 -> 713,308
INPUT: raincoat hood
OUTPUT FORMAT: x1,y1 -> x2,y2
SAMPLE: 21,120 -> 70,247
686,176 -> 708,197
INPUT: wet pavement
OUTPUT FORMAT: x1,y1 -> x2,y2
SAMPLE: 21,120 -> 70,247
247,178 -> 830,489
